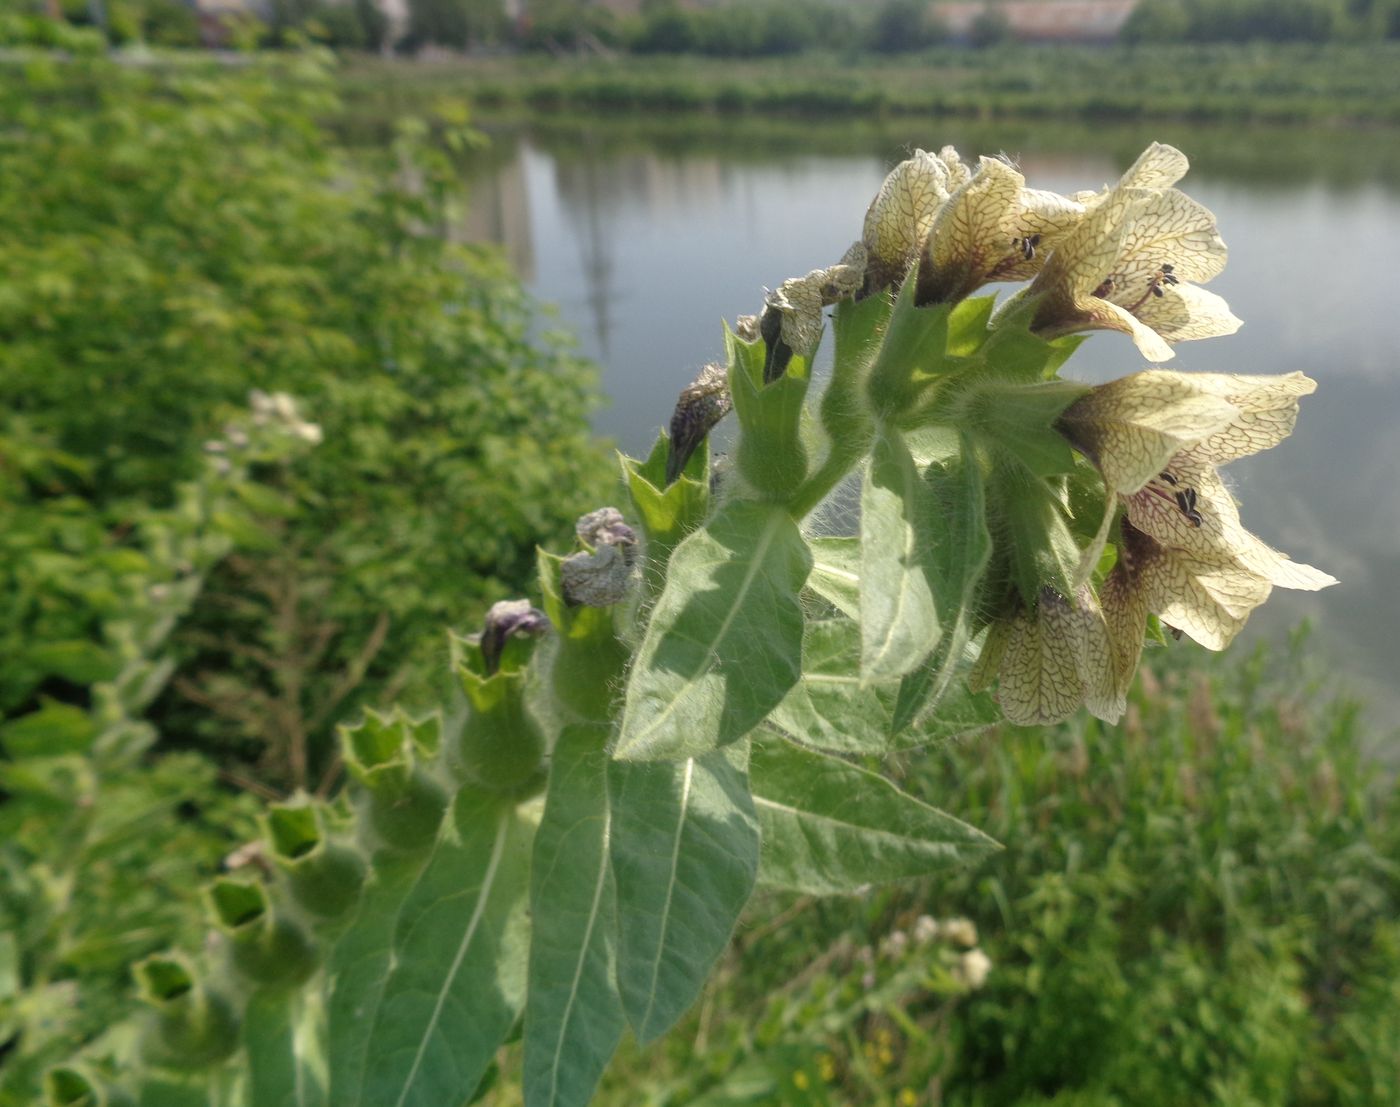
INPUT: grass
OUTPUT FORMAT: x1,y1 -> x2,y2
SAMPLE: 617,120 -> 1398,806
342,42 -> 1400,128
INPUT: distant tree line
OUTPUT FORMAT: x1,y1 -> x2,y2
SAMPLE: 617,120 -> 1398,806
1123,0 -> 1400,43
10,0 -> 1400,53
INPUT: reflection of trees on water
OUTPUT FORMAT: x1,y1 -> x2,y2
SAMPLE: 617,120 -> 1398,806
551,138 -> 726,357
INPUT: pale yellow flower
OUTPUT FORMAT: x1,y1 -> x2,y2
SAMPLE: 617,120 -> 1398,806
917,156 -> 1084,304
1027,143 -> 1238,361
859,149 -> 950,290
1060,369 -> 1335,660
974,585 -> 1123,727
1104,520 -> 1275,655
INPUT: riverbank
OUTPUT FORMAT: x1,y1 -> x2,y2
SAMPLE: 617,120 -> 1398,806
343,41 -> 1400,127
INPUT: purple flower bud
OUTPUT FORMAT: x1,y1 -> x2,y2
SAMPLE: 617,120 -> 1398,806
667,362 -> 732,485
575,506 -> 638,560
480,599 -> 550,676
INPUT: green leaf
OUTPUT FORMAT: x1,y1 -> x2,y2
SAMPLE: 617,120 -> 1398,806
243,990 -> 327,1107
357,791 -> 532,1107
609,743 -> 759,1044
523,725 -> 625,1107
325,853 -> 430,1106
771,619 -> 891,754
774,620 -> 998,755
613,500 -> 811,762
536,549 -> 629,721
25,640 -> 119,685
805,536 -> 860,621
865,277 -> 951,415
860,429 -> 940,682
986,453 -> 1080,605
819,293 -> 890,457
946,294 -> 998,357
0,701 -> 98,758
750,733 -> 999,895
891,444 -> 995,732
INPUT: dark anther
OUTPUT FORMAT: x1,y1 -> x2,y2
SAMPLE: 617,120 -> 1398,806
1174,486 -> 1203,527
1151,284 -> 1165,298
1091,277 -> 1115,299
1015,233 -> 1042,261
1159,471 -> 1179,485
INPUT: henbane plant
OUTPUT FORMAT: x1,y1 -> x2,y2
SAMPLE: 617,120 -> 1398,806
46,142 -> 1334,1106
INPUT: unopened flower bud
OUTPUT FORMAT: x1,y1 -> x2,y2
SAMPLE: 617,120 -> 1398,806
480,599 -> 550,676
575,506 -> 638,559
667,362 -> 732,485
561,543 -> 634,608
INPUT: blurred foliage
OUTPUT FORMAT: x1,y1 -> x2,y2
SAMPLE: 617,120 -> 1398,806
561,636 -> 1400,1106
0,411 -> 314,1105
0,52 -> 610,789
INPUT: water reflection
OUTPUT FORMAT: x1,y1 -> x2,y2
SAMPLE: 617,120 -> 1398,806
458,119 -> 1400,730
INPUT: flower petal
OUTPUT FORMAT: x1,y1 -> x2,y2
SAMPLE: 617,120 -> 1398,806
1118,142 -> 1190,191
1058,370 -> 1241,493
993,188 -> 1086,282
938,145 -> 971,191
862,150 -> 949,286
1125,467 -> 1337,592
997,594 -> 1086,726
1083,297 -> 1177,362
1179,372 -> 1316,463
768,252 -> 865,356
921,156 -> 1025,303
1100,555 -> 1150,698
1131,282 -> 1242,345
1111,189 -> 1228,298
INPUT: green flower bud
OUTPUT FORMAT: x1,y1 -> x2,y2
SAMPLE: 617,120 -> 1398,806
134,955 -> 240,1070
727,325 -> 811,504
451,623 -> 548,794
341,712 -> 449,851
207,878 -> 318,988
263,802 -> 367,920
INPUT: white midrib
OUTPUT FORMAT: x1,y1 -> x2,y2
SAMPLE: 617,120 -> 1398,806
865,454 -> 926,675
626,514 -> 783,751
638,757 -> 694,1036
546,806 -> 613,1104
391,811 -> 510,1107
752,794 -> 959,852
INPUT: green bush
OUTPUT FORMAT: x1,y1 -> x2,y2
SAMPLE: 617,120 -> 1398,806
0,54 -> 611,787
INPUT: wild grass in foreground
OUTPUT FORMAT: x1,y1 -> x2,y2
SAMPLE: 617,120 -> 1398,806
562,634 -> 1400,1107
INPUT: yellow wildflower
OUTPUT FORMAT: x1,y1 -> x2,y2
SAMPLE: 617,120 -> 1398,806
1026,143 -> 1238,361
917,155 -> 1084,304
1059,369 -> 1335,663
975,586 -> 1122,727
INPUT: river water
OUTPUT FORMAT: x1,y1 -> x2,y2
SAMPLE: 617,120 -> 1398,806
457,115 -> 1400,728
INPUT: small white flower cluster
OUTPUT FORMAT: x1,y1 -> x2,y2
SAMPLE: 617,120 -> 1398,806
866,914 -> 994,994
247,388 -> 323,445
201,390 -> 323,476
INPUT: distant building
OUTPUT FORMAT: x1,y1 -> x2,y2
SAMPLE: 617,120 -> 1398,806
936,1 -> 1138,43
